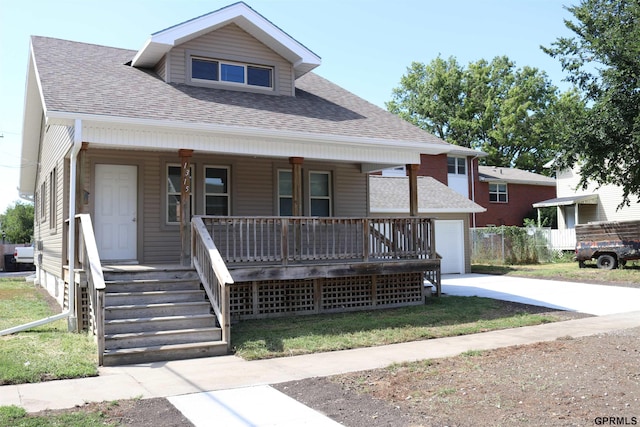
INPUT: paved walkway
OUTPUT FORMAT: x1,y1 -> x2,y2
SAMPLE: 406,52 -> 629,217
2,274 -> 640,426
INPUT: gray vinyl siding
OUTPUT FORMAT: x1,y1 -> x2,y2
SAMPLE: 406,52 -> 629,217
83,150 -> 368,264
167,23 -> 294,96
35,125 -> 73,278
154,54 -> 167,81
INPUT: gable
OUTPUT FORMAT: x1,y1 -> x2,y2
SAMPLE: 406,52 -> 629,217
167,23 -> 294,96
132,2 -> 320,79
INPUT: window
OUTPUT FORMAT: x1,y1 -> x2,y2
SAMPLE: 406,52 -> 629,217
489,183 -> 508,203
204,166 -> 229,216
166,165 -> 194,224
40,181 -> 47,223
309,172 -> 331,216
278,170 -> 293,216
49,168 -> 57,229
447,157 -> 466,175
191,57 -> 273,89
381,166 -> 406,177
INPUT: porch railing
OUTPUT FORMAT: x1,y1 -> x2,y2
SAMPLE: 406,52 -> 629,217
73,214 -> 106,365
199,216 -> 435,265
191,216 -> 234,350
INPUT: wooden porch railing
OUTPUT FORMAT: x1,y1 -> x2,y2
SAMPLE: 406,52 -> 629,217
198,216 -> 435,265
191,216 -> 234,350
73,214 -> 106,365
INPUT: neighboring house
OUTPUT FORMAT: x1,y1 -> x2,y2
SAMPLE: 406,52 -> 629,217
17,2 -> 472,364
534,165 -> 640,250
369,176 -> 485,274
473,166 -> 556,227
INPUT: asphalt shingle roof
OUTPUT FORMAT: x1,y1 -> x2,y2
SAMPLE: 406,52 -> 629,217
478,166 -> 555,186
32,36 -> 450,146
369,176 -> 485,213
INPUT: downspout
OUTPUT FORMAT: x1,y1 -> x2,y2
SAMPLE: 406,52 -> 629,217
470,155 -> 479,228
0,119 -> 82,336
66,119 -> 83,331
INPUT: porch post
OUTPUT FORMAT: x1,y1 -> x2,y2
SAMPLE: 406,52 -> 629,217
77,142 -> 89,214
290,157 -> 303,216
179,149 -> 193,266
407,164 -> 419,216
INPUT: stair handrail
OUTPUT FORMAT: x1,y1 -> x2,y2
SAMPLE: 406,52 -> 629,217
75,214 -> 106,364
191,216 -> 234,351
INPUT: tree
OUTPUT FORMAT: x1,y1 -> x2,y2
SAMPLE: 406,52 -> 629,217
387,56 -> 573,174
542,0 -> 640,205
0,202 -> 34,244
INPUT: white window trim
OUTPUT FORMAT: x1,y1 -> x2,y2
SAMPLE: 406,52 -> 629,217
166,164 -> 195,225
190,55 -> 274,91
277,169 -> 293,216
308,171 -> 332,217
489,182 -> 508,203
447,156 -> 467,175
204,165 -> 230,216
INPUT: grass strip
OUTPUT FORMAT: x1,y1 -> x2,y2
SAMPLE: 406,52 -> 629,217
0,278 -> 97,385
231,296 -> 557,360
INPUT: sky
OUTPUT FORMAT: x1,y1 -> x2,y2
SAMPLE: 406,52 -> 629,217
0,0 -> 577,215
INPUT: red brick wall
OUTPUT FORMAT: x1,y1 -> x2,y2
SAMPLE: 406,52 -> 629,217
417,154 -> 448,184
472,182 -> 556,227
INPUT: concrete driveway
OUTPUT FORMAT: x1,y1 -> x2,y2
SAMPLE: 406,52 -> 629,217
441,273 -> 640,316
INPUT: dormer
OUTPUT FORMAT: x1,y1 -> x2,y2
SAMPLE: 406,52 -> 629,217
131,2 -> 321,96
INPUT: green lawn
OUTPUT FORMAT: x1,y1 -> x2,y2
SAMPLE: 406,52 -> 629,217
0,405 -> 115,427
232,296 -> 559,360
472,261 -> 640,284
0,277 -> 98,385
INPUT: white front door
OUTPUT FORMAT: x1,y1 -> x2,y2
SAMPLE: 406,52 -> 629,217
95,164 -> 138,261
435,220 -> 465,274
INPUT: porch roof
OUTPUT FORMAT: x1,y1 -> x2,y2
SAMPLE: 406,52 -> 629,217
532,194 -> 598,208
369,176 -> 486,214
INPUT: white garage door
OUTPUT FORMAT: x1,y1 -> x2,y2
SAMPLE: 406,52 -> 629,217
434,220 -> 465,274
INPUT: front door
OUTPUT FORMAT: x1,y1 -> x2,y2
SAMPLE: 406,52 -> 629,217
95,164 -> 138,261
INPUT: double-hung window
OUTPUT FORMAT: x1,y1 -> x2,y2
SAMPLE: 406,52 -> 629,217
49,168 -> 57,230
191,57 -> 273,89
278,170 -> 293,216
167,165 -> 194,224
204,166 -> 230,216
489,183 -> 508,203
309,172 -> 331,216
447,157 -> 466,175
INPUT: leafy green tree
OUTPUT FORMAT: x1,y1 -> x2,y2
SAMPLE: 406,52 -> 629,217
542,0 -> 640,205
0,202 -> 34,244
387,55 -> 578,174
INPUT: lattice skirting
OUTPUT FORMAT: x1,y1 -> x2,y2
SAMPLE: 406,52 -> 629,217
229,272 -> 426,320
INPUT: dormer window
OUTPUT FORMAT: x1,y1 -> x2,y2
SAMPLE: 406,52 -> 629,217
191,57 -> 273,89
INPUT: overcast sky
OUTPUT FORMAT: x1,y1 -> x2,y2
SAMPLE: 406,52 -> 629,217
0,0 -> 576,214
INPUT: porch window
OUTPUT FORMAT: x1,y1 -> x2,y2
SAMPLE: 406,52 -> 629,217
278,170 -> 293,216
166,165 -> 194,224
191,57 -> 273,89
204,166 -> 229,216
447,156 -> 466,175
309,171 -> 332,216
489,183 -> 508,203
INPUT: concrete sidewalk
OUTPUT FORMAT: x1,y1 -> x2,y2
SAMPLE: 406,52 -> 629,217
2,310 -> 640,413
2,274 -> 640,426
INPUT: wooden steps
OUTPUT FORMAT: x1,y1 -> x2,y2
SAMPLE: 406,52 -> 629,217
101,267 -> 227,366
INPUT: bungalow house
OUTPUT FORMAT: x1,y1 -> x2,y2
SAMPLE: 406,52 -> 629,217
533,165 -> 640,250
17,2 -> 470,365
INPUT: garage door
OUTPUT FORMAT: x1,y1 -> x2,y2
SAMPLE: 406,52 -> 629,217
434,220 -> 465,274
